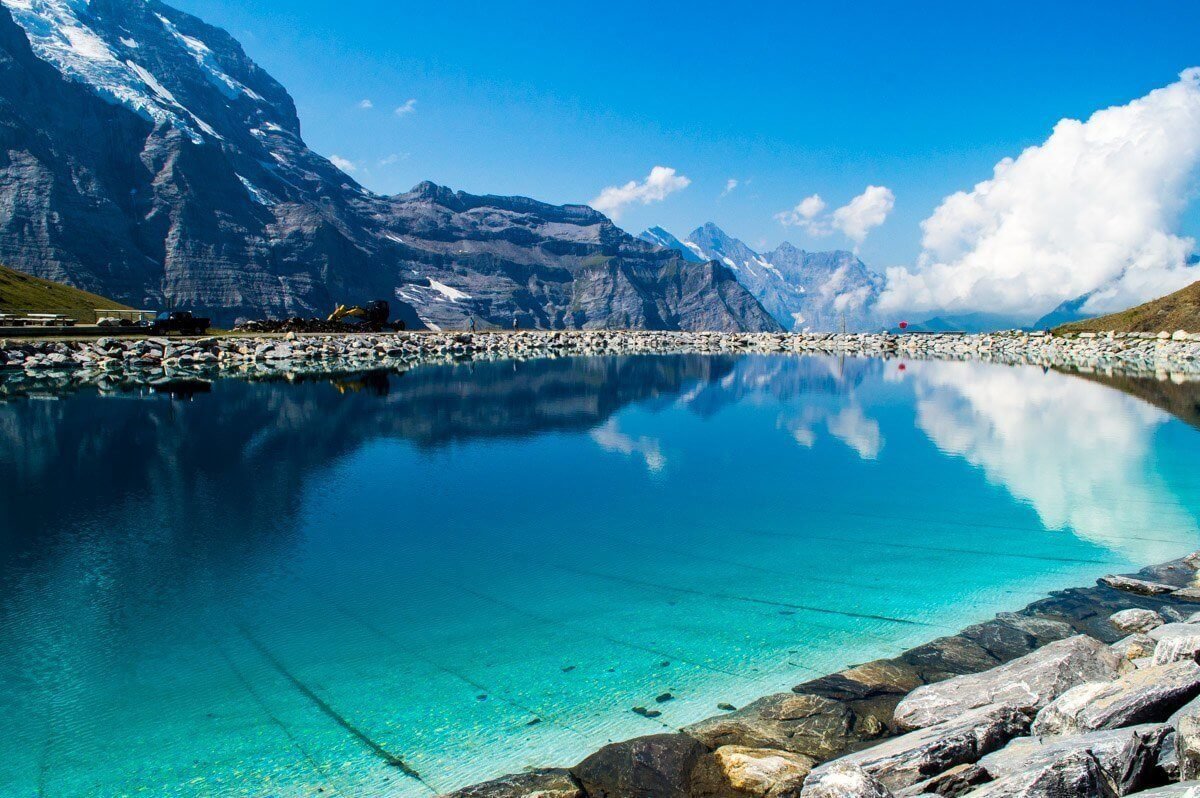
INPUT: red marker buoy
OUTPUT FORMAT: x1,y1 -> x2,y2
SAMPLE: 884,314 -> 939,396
898,363 -> 907,371
898,320 -> 909,330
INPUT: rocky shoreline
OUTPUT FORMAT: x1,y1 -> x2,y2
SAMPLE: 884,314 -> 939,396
449,554 -> 1200,798
1,329 -> 1199,396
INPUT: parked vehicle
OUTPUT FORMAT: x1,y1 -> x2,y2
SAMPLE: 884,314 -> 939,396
150,311 -> 211,335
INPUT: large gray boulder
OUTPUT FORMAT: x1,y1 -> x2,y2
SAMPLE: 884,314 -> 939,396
961,750 -> 1118,797
1150,624 -> 1200,666
893,636 -> 1120,731
1032,661 -> 1200,737
1120,783 -> 1200,795
804,704 -> 1030,792
570,734 -> 705,798
975,724 -> 1169,796
1112,635 -> 1158,668
1110,609 -> 1165,634
691,746 -> 815,798
1100,576 -> 1177,596
1175,695 -> 1200,781
799,762 -> 895,798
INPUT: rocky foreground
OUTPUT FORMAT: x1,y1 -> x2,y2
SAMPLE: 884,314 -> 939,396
1,329 -> 1200,395
448,554 -> 1200,798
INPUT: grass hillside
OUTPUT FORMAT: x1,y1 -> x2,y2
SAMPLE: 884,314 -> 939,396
0,264 -> 130,323
1056,281 -> 1200,334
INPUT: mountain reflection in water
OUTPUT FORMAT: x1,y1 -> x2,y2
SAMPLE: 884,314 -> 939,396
0,354 -> 1198,798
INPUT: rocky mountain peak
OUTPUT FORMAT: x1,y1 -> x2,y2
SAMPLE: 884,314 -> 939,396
0,0 -> 780,333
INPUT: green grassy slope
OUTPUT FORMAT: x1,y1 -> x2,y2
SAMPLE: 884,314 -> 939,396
1056,281 -> 1200,334
0,264 -> 130,323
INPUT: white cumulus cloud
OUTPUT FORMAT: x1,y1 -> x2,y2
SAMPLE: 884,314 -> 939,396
880,68 -> 1200,322
590,166 -> 691,219
776,188 -> 893,247
358,98 -> 373,110
831,185 -> 895,244
394,99 -> 417,116
329,154 -> 357,173
722,178 -> 739,196
775,194 -> 828,231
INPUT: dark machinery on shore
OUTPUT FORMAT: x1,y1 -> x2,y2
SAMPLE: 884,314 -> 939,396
326,300 -> 406,332
233,299 -> 408,334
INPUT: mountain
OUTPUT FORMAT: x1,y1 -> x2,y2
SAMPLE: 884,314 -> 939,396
638,222 -> 884,331
1055,281 -> 1200,334
638,227 -> 704,263
1034,294 -> 1094,330
0,0 -> 779,332
760,242 -> 884,331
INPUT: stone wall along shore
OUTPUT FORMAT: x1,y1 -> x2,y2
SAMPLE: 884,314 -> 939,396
1,330 -> 1199,396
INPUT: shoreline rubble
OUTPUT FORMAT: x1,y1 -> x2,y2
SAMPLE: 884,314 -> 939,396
1,330 -> 1199,396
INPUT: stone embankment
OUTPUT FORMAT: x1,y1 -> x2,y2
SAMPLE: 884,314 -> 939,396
1,329 -> 1199,394
448,553 -> 1200,798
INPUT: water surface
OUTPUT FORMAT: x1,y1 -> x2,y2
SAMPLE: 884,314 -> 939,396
1,354 -> 1198,797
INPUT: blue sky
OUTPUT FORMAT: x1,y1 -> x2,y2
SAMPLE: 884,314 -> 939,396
174,0 -> 1200,269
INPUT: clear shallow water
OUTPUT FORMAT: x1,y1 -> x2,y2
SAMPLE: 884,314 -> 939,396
1,354 -> 1199,797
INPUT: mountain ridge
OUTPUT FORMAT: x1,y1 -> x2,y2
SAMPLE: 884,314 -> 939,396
0,0 -> 780,332
638,222 -> 884,331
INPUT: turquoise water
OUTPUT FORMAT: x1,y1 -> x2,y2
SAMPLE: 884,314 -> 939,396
1,354 -> 1199,797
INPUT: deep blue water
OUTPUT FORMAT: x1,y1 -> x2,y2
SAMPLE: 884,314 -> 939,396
1,354 -> 1198,797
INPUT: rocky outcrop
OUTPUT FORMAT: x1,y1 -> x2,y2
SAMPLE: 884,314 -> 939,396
0,1 -> 780,333
892,636 -> 1122,730
1032,662 -> 1200,737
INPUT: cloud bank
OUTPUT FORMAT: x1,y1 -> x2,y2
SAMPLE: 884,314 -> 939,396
881,68 -> 1200,322
776,187 -> 894,247
591,166 -> 691,219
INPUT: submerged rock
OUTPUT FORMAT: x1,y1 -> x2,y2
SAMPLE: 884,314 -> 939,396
439,768 -> 582,798
893,636 -> 1120,731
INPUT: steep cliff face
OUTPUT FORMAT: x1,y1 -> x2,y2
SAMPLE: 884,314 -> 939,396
0,0 -> 780,331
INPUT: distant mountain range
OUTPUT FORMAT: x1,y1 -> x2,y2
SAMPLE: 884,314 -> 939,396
638,224 -> 885,331
0,0 -> 779,332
